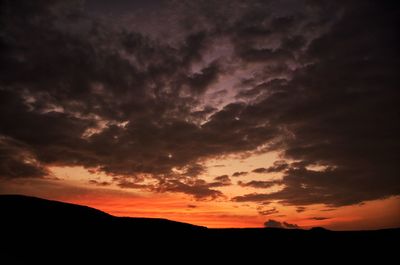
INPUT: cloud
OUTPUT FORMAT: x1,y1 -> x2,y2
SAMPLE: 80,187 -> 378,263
204,175 -> 232,188
232,171 -> 247,177
258,207 -> 279,216
252,168 -> 269,174
231,1 -> 400,206
0,0 -> 398,206
214,175 -> 230,182
114,167 -> 228,200
237,180 -> 280,189
232,193 -> 271,202
88,180 -> 111,186
296,207 -> 306,213
211,175 -> 231,185
265,161 -> 289,172
0,136 -> 48,179
264,219 -> 299,229
260,1 -> 399,206
252,161 -> 289,174
155,179 -> 224,200
186,62 -> 220,95
309,217 -> 330,221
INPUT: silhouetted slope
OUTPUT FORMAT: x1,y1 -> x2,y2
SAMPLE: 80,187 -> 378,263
0,194 -> 398,259
0,194 -> 205,234
0,194 -> 113,224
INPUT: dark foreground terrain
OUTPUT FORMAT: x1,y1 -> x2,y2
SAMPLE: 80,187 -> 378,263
1,195 -> 398,260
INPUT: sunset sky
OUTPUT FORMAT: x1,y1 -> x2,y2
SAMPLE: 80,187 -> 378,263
0,0 -> 399,230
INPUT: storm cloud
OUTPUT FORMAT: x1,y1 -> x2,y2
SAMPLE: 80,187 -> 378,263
0,0 -> 399,205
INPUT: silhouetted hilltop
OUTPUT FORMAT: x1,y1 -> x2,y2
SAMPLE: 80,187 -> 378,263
0,194 -> 112,224
0,194 -> 204,231
0,194 -> 398,260
0,193 -> 209,254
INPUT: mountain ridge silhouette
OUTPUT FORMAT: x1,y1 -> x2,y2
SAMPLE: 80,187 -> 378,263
0,194 -> 206,230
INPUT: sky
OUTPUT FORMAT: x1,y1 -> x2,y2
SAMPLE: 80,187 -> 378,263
0,0 -> 399,230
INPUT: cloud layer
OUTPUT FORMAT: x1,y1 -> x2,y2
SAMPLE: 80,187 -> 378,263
0,0 -> 399,205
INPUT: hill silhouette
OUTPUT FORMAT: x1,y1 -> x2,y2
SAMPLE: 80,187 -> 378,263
1,194 -> 398,260
0,194 -> 204,232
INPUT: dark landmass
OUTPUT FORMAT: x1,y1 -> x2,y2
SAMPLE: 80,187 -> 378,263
1,195 -> 398,260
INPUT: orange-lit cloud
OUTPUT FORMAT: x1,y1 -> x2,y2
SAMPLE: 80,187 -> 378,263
1,172 -> 399,229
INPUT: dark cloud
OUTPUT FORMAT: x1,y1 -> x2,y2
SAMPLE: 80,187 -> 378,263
232,193 -> 271,203
186,62 -> 220,95
237,180 -> 280,189
0,0 -> 398,206
233,0 -> 400,206
251,161 -> 288,174
296,207 -> 306,213
238,48 -> 294,64
264,219 -> 299,229
116,180 -> 151,190
114,169 -> 227,200
214,175 -> 230,182
266,161 -> 289,172
155,178 -> 224,200
232,171 -> 247,177
213,175 -> 231,183
207,175 -> 232,188
252,168 -> 269,174
258,207 -> 279,216
236,78 -> 288,100
309,217 -> 330,221
88,180 -> 111,186
0,136 -> 48,179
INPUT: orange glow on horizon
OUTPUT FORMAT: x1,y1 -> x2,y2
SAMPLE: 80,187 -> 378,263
62,193 -> 265,228
1,165 -> 399,230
